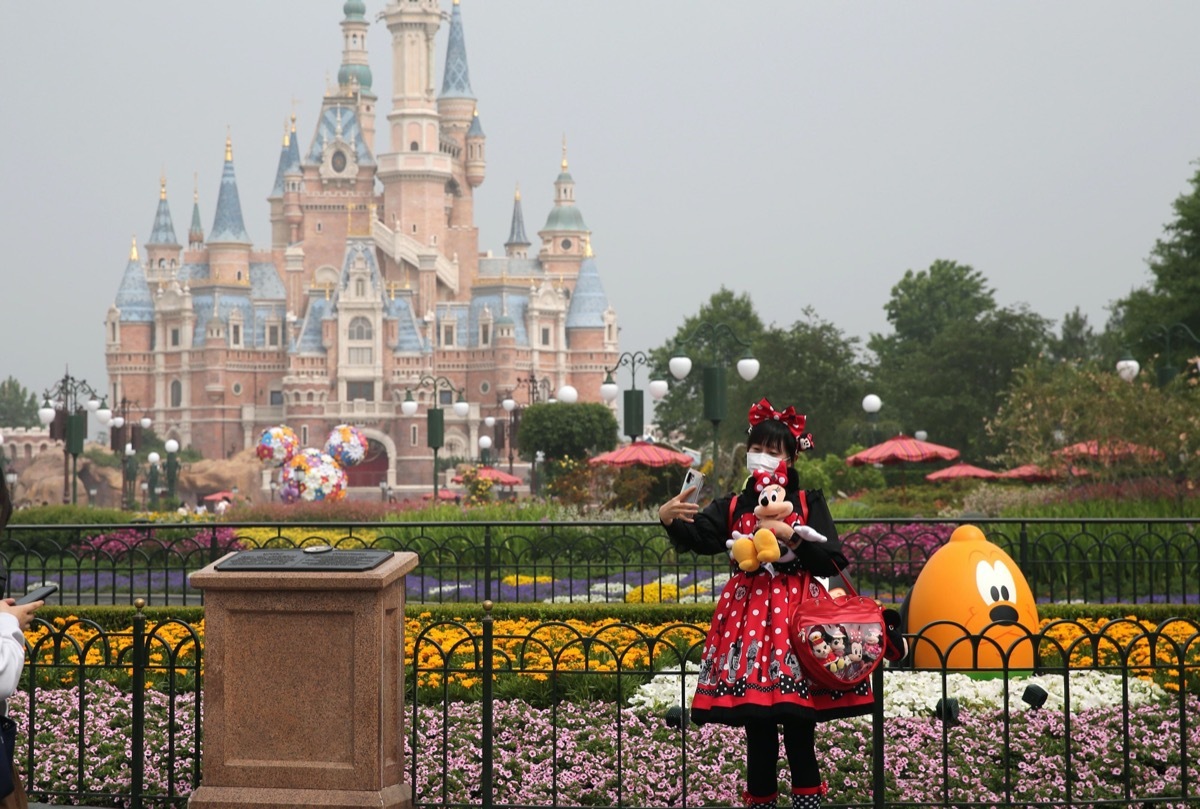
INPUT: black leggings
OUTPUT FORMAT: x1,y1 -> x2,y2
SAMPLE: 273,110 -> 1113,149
745,718 -> 820,797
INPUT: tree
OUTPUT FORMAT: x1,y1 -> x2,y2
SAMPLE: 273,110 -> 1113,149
0,376 -> 38,428
989,359 -> 1200,505
649,289 -> 766,473
1047,307 -> 1102,365
1113,161 -> 1200,375
516,402 -> 618,462
868,260 -> 1050,460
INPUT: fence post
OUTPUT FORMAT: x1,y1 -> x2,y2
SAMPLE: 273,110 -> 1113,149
208,523 -> 222,565
481,599 -> 494,809
131,597 -> 147,809
484,524 -> 493,603
871,665 -> 885,809
1018,521 -> 1029,572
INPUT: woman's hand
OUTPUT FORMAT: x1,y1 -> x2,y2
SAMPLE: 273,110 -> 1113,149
659,488 -> 700,526
0,598 -> 42,630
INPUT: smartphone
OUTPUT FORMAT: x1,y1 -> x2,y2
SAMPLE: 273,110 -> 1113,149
15,584 -> 57,605
681,468 -> 704,504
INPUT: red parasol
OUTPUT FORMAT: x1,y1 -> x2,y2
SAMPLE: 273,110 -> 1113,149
589,441 -> 694,468
999,464 -> 1090,482
421,489 -> 461,501
452,466 -> 522,486
924,462 -> 999,482
1054,440 -> 1164,464
846,434 -> 960,467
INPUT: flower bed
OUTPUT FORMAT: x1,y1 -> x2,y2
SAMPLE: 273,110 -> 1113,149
9,684 -> 1197,808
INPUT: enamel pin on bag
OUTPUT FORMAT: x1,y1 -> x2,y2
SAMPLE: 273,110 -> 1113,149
790,571 -> 893,691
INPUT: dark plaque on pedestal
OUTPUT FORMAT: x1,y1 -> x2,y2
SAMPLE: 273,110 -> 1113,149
214,547 -> 392,572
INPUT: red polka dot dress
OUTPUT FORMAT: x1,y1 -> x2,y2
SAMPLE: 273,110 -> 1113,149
664,472 -> 875,725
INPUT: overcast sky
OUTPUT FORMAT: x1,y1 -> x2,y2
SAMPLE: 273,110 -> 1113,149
2,1 -> 1197,399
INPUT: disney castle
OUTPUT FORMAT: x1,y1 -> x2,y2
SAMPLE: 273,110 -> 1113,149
104,0 -> 619,492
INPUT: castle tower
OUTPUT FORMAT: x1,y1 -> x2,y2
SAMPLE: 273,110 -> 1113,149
504,184 -> 530,259
145,175 -> 181,285
105,237 -> 155,405
379,0 -> 458,258
338,0 -> 377,154
207,135 -> 252,286
188,178 -> 205,249
538,139 -> 589,276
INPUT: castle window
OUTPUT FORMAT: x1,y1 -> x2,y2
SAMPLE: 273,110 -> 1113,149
170,380 -> 182,408
541,327 -> 551,347
410,142 -> 419,151
301,425 -> 308,444
268,325 -> 280,347
171,328 -> 180,347
348,346 -> 373,364
355,278 -> 366,296
149,327 -> 156,351
231,324 -> 242,347
480,323 -> 490,346
410,424 -> 419,446
316,222 -> 323,233
347,381 -> 374,401
111,323 -> 117,342
442,325 -> 454,347
349,317 -> 373,340
269,390 -> 283,405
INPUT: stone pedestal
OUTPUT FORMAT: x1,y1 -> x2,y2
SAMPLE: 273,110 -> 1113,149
188,551 -> 419,809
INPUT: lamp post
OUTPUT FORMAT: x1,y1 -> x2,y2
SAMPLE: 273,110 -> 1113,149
498,374 -> 551,493
123,445 -> 138,511
164,439 -> 180,505
147,452 -> 161,511
110,398 -> 151,511
532,450 -> 545,497
667,324 -> 760,468
1116,351 -> 1141,383
1145,323 -> 1200,385
600,351 -> 670,442
862,394 -> 882,445
38,369 -> 105,505
402,375 -> 469,500
478,435 -> 492,467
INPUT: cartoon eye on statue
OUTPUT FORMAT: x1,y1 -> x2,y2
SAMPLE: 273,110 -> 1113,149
904,524 -> 1040,670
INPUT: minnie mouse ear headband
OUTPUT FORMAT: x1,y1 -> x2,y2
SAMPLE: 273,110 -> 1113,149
747,398 -> 815,451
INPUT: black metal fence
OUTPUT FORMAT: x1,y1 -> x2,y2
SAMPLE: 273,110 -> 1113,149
2,518 -> 1198,606
11,604 -> 1198,807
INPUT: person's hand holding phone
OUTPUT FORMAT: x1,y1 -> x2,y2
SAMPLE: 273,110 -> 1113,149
660,469 -> 704,526
0,599 -> 43,631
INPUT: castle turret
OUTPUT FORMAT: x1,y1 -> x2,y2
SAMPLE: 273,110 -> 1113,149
146,175 -> 181,284
188,177 -> 205,249
464,107 -> 486,188
438,0 -> 477,131
538,140 -> 589,268
270,117 -> 303,248
208,135 -> 252,285
338,0 -> 377,154
504,184 -> 530,258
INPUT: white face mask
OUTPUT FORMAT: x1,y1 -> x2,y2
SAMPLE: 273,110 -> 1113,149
746,451 -> 783,476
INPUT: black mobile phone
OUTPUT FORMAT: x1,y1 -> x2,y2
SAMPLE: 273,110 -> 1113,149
15,584 -> 57,605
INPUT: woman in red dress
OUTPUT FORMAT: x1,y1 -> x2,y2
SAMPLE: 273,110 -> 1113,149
659,399 -> 871,809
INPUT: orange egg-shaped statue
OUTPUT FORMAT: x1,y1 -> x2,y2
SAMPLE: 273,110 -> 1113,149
906,524 -> 1039,670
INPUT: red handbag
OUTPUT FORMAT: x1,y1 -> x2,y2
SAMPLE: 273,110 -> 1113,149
790,571 -> 890,691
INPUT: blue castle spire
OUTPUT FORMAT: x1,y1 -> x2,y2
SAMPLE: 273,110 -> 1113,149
439,0 -> 475,100
147,176 -> 180,246
209,135 -> 251,244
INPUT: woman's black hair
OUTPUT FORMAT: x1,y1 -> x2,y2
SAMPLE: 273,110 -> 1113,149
746,418 -> 797,460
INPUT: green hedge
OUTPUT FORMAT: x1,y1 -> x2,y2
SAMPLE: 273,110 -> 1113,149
36,601 -> 1200,632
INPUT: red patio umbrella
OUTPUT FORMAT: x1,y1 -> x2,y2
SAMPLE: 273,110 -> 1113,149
1054,440 -> 1164,464
999,464 -> 1090,482
845,434 -> 960,467
924,462 -> 999,482
588,441 -> 694,468
421,489 -> 461,501
452,466 -> 522,486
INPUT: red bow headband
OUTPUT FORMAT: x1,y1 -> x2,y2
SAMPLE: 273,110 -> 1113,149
747,398 -> 807,439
